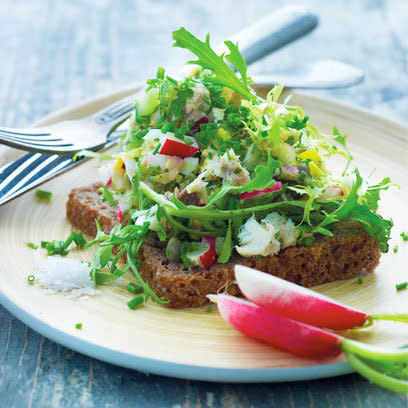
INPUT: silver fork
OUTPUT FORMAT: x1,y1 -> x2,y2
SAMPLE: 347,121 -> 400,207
0,95 -> 135,154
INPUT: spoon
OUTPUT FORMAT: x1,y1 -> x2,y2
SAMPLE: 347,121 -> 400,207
252,59 -> 364,89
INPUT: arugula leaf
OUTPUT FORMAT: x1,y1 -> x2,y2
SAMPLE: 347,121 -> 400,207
172,28 -> 257,102
206,156 -> 282,206
217,221 -> 232,263
239,157 -> 282,193
311,170 -> 392,252
347,204 -> 392,252
224,40 -> 249,85
363,177 -> 392,211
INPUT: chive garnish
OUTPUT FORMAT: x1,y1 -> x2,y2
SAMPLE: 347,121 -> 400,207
35,188 -> 53,200
127,282 -> 143,295
401,232 -> 408,242
357,277 -> 363,284
26,242 -> 38,250
152,143 -> 161,155
27,275 -> 35,284
127,295 -> 144,310
206,306 -> 213,313
396,282 -> 408,291
393,245 -> 398,253
41,230 -> 87,256
75,323 -> 83,329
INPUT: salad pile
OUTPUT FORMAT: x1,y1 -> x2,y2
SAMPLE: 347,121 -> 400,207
77,28 -> 392,305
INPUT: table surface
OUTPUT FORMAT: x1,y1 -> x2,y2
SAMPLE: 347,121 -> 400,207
0,0 -> 407,406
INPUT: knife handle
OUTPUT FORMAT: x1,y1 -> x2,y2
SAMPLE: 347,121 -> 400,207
215,7 -> 318,66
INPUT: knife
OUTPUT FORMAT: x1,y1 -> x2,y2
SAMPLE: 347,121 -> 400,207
0,7 -> 318,206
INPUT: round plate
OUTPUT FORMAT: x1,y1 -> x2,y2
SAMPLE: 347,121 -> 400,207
0,86 -> 407,382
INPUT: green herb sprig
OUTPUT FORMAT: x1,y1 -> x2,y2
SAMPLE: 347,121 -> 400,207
172,28 -> 257,103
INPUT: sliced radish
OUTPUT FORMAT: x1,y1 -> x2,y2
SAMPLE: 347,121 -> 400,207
322,184 -> 344,199
199,236 -> 217,269
183,237 -> 217,269
106,177 -> 112,187
115,200 -> 129,224
159,138 -> 199,158
234,265 -> 408,330
239,182 -> 282,200
210,294 -> 341,359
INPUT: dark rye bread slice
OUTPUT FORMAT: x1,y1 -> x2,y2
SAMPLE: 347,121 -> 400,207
66,183 -> 382,308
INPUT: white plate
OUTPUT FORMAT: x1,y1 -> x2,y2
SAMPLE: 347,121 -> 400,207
0,85 -> 407,382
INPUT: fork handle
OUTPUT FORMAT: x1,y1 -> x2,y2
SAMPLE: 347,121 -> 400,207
215,7 -> 318,66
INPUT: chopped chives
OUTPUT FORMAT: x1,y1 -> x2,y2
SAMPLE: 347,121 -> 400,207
206,306 -> 213,313
27,275 -> 35,284
127,295 -> 144,310
393,245 -> 399,253
75,323 -> 83,330
396,282 -> 408,291
357,277 -> 363,284
35,188 -> 53,200
127,282 -> 143,295
401,232 -> 408,242
152,143 -> 161,155
26,242 -> 38,250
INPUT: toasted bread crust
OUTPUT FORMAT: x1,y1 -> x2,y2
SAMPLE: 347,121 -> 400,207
66,184 -> 382,308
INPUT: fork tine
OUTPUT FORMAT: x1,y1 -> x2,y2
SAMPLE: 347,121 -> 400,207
0,131 -> 62,142
0,134 -> 72,148
0,127 -> 51,137
93,95 -> 135,124
0,129 -> 124,206
95,95 -> 134,117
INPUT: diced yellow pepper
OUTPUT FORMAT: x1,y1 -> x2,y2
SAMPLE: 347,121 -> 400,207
217,128 -> 231,141
221,87 -> 242,106
114,157 -> 125,171
297,150 -> 321,163
308,162 -> 322,178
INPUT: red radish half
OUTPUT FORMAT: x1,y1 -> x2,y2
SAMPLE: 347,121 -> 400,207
199,236 -> 217,269
239,182 -> 282,200
159,138 -> 199,158
210,294 -> 341,359
210,294 -> 408,393
234,265 -> 367,330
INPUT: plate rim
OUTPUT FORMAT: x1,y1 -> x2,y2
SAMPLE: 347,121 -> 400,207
0,286 -> 352,382
3,85 -> 407,383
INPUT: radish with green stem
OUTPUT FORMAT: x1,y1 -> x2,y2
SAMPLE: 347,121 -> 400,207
234,265 -> 408,330
209,294 -> 408,394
